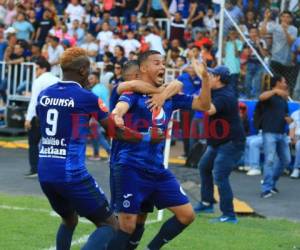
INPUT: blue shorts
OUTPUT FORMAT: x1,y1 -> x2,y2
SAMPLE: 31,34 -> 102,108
110,165 -> 189,214
40,175 -> 112,220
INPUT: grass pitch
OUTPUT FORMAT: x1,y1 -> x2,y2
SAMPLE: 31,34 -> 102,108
0,193 -> 299,250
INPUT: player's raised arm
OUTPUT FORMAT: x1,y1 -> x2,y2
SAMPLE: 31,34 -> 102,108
191,59 -> 211,111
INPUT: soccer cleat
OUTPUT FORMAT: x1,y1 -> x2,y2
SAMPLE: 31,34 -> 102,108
193,202 -> 214,214
261,191 -> 272,198
24,172 -> 38,178
290,168 -> 300,179
209,216 -> 238,224
271,188 -> 279,194
247,169 -> 262,176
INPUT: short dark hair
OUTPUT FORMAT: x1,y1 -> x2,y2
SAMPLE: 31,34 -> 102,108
115,45 -> 125,56
34,56 -> 51,72
123,60 -> 139,73
281,10 -> 292,17
138,50 -> 161,66
90,72 -> 99,80
270,74 -> 283,88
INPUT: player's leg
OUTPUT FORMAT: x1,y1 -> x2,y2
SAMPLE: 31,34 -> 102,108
65,176 -> 116,250
126,200 -> 154,250
146,171 -> 195,250
107,165 -> 148,250
40,182 -> 77,250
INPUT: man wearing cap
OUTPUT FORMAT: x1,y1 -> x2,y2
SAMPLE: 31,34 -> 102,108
194,65 -> 245,224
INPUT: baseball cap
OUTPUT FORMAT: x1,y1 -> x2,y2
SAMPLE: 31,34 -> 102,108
208,66 -> 230,83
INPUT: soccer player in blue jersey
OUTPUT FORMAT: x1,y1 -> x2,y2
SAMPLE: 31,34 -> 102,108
36,48 -> 163,250
107,50 -> 211,250
110,60 -> 184,250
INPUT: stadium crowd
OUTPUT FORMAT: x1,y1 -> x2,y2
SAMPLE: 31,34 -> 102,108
0,0 -> 299,186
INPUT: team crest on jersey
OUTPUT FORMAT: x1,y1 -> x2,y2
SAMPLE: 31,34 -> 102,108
98,98 -> 108,112
152,107 -> 166,126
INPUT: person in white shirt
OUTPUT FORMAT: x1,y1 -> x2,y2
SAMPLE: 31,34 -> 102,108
144,27 -> 165,56
96,22 -> 113,56
65,0 -> 85,24
108,29 -> 123,54
122,30 -> 141,58
47,36 -> 64,77
204,7 -> 217,32
290,109 -> 300,178
80,33 -> 99,62
24,57 -> 60,178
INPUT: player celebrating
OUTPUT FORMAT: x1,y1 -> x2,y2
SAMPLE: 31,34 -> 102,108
36,48 -> 161,250
107,50 -> 211,250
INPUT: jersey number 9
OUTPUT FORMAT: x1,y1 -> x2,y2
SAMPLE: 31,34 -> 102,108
46,109 -> 58,136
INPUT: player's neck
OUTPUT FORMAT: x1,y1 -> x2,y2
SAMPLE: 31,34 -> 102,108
62,74 -> 82,86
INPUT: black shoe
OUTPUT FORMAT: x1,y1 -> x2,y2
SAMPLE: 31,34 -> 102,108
24,172 -> 38,178
271,188 -> 279,194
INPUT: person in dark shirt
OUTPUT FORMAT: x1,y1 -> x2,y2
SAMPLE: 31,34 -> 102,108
194,65 -> 245,224
259,74 -> 292,198
35,9 -> 55,47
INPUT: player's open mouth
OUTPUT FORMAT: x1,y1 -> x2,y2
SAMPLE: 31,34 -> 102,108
157,72 -> 164,81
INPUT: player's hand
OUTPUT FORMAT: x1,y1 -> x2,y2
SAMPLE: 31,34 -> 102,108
112,113 -> 125,128
146,93 -> 166,111
192,58 -> 208,78
24,120 -> 31,131
149,127 -> 165,144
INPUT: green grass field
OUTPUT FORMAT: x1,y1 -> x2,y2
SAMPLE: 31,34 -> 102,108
0,193 -> 299,250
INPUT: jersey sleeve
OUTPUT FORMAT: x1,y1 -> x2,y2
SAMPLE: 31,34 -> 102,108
85,92 -> 109,121
118,91 -> 138,108
171,94 -> 193,111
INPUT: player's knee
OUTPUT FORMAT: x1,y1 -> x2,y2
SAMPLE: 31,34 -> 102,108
119,213 -> 137,234
176,208 -> 196,225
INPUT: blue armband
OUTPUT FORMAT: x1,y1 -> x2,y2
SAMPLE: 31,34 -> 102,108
142,133 -> 151,142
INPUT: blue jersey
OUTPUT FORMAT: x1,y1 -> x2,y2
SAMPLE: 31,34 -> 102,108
36,81 -> 108,182
112,92 -> 193,171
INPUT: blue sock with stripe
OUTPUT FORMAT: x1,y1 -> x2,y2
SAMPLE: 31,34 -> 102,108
56,223 -> 75,250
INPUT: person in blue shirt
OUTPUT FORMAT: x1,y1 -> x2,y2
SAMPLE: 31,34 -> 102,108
107,50 -> 211,250
12,12 -> 34,41
36,47 -> 161,250
177,67 -> 201,159
194,66 -> 245,224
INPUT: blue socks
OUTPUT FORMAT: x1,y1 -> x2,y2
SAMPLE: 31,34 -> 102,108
81,225 -> 115,250
126,223 -> 145,250
147,216 -> 188,250
56,223 -> 75,250
106,229 -> 131,250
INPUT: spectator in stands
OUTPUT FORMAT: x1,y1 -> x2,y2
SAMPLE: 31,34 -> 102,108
223,0 -> 244,36
29,42 -> 41,62
113,45 -> 127,65
175,55 -> 187,70
244,10 -> 258,31
109,62 -> 124,90
100,63 -> 114,88
123,0 -> 144,23
12,12 -> 34,42
4,0 -> 16,27
88,72 -> 111,161
47,36 -> 64,77
166,47 -> 180,68
68,19 -> 85,46
292,34 -> 300,100
112,0 -> 126,17
290,108 -> 300,178
260,11 -> 298,87
122,29 -> 141,58
223,29 -> 243,97
96,21 -> 113,57
24,57 -> 59,178
98,11 -> 117,29
0,26 -> 7,61
188,1 -> 206,39
259,75 -> 291,198
146,0 -> 165,18
88,4 -> 102,36
80,33 -> 98,63
204,6 -> 217,33
166,0 -> 190,19
126,12 -> 140,32
144,26 -> 165,55
26,8 -> 38,38
168,12 -> 185,44
64,0 -> 85,24
244,26 -> 268,98
35,9 -> 55,47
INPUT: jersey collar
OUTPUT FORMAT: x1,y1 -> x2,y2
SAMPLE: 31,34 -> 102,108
60,81 -> 82,88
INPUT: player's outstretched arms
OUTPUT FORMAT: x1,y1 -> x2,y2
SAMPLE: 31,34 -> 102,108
146,80 -> 183,111
117,80 -> 162,95
191,59 -> 211,111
